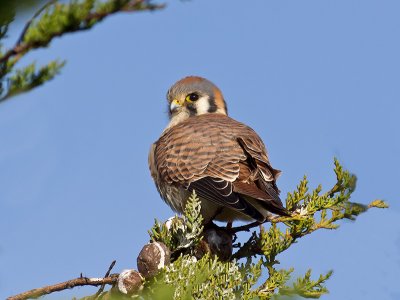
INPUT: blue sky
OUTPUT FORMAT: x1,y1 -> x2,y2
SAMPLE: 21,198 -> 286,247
1,0 -> 399,299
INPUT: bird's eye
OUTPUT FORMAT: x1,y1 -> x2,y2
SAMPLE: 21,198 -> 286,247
185,93 -> 199,102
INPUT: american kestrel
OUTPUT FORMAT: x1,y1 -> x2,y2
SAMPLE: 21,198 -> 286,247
149,76 -> 289,224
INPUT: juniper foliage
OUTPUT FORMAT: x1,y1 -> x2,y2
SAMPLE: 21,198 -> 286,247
146,159 -> 387,300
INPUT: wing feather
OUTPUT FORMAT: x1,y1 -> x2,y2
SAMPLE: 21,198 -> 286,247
153,114 -> 288,220
188,177 -> 265,221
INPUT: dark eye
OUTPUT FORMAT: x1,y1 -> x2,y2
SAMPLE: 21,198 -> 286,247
185,93 -> 199,102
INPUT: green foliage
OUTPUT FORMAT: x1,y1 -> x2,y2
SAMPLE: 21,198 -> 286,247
150,190 -> 204,252
260,224 -> 292,264
23,0 -> 98,45
4,60 -> 65,99
258,267 -> 293,298
149,255 -> 242,300
368,199 -> 389,209
279,270 -> 333,299
283,158 -> 383,240
140,159 -> 387,300
239,259 -> 263,298
0,0 -> 164,103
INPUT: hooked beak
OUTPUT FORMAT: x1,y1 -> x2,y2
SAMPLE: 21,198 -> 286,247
170,99 -> 184,113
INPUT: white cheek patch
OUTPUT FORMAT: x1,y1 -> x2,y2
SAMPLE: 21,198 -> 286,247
195,96 -> 210,115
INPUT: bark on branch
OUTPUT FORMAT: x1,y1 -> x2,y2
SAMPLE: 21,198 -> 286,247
7,260 -> 119,300
7,274 -> 119,300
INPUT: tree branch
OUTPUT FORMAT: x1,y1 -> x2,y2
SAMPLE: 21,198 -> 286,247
15,0 -> 57,47
0,0 -> 165,64
7,274 -> 119,300
229,215 -> 287,234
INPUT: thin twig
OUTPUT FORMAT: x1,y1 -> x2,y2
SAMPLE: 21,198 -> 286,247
7,274 -> 119,300
94,260 -> 116,299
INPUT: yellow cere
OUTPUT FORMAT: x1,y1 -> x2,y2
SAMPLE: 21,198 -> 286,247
172,99 -> 184,106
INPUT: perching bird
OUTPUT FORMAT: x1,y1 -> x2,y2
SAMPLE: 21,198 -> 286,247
149,76 -> 289,224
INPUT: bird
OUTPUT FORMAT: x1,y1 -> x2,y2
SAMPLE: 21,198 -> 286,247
149,76 -> 289,225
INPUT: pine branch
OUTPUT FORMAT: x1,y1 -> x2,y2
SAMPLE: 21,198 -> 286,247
14,1 -> 57,48
0,0 -> 165,64
0,0 -> 165,103
1,60 -> 65,100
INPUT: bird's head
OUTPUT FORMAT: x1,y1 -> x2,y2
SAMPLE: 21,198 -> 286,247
166,76 -> 228,128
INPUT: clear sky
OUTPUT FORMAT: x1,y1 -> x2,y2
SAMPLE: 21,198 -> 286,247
1,1 -> 399,299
